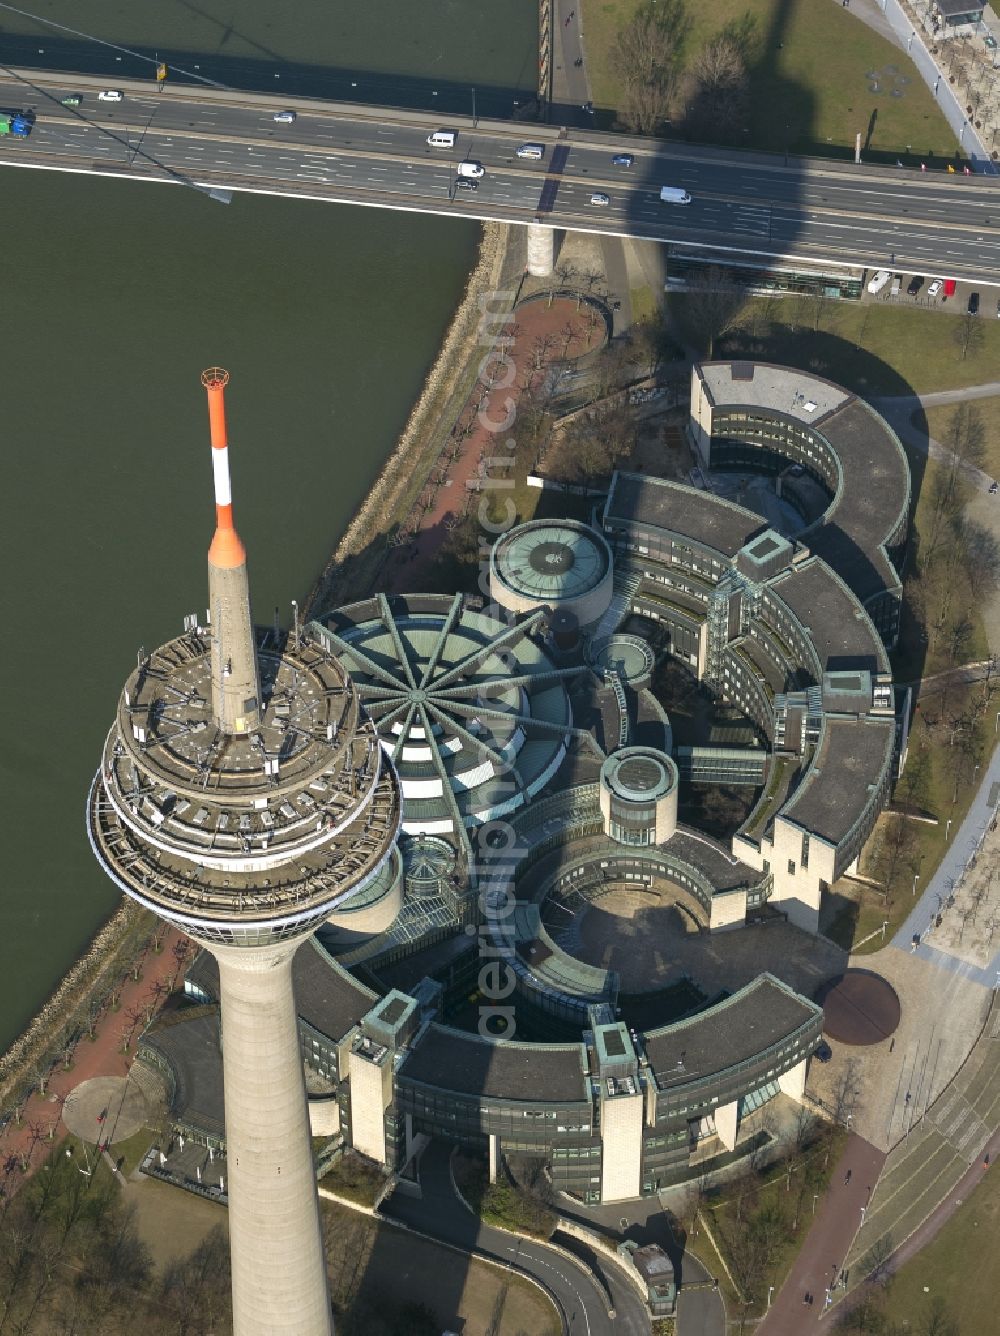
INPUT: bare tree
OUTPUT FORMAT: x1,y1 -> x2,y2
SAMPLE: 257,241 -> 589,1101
832,1056 -> 864,1126
681,266 -> 746,356
612,0 -> 690,134
953,310 -> 985,361
689,32 -> 751,139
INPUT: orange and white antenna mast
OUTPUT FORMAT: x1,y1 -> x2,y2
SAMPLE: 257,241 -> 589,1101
202,368 -> 261,736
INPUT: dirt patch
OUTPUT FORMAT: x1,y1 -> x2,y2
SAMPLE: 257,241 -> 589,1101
123,1174 -> 227,1272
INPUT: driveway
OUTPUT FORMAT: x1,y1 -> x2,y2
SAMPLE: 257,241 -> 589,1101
381,1140 -> 651,1336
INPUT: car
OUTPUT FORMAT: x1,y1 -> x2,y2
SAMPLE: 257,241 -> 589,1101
60,94 -> 81,107
866,268 -> 892,294
907,275 -> 925,296
890,276 -> 901,296
968,291 -> 980,315
589,192 -> 610,206
990,481 -> 998,494
581,101 -> 594,114
457,160 -> 485,179
455,178 -> 478,191
612,153 -> 634,167
996,298 -> 1000,319
986,33 -> 997,49
927,279 -> 943,298
98,89 -> 123,102
273,110 -> 296,124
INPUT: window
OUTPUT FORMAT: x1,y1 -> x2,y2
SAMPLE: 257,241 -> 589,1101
788,859 -> 796,876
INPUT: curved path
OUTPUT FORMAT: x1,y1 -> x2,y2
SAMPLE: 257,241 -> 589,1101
380,1139 -> 651,1336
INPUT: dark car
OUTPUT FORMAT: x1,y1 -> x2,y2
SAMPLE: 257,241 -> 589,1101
455,178 -> 478,192
612,153 -> 635,167
907,275 -> 924,296
968,291 -> 980,315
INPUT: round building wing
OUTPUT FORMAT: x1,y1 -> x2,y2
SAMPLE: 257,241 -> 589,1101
600,747 -> 679,846
490,519 -> 613,626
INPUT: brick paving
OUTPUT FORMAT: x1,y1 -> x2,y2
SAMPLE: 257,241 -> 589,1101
758,1133 -> 887,1332
380,294 -> 604,595
0,926 -> 191,1192
843,992 -> 1000,1283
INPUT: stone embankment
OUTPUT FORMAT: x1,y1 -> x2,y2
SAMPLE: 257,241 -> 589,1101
305,221 -> 513,618
0,900 -> 159,1115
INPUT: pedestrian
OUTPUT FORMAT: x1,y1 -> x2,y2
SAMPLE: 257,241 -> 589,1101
845,1168 -> 853,1185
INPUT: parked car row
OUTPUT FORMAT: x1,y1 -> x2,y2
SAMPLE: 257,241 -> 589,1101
869,271 -> 993,315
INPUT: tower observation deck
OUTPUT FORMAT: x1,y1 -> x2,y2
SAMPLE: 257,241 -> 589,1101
87,370 -> 401,1335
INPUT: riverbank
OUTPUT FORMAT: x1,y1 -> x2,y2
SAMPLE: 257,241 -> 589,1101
0,221 -> 520,1130
304,220 -> 519,618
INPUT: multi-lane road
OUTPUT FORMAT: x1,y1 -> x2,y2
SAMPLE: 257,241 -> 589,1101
3,70 -> 1000,283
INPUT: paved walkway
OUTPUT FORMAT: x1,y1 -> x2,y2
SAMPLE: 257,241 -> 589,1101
833,0 -> 992,167
0,927 -> 190,1189
552,0 -> 592,123
892,741 -> 1000,986
758,1134 -> 886,1332
840,992 -> 1000,1297
876,382 -> 1000,408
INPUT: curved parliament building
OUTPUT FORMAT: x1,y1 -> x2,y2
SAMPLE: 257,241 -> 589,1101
141,362 -> 909,1205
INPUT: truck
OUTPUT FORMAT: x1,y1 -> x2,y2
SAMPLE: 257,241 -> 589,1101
457,160 -> 484,179
0,113 -> 33,137
659,185 -> 692,204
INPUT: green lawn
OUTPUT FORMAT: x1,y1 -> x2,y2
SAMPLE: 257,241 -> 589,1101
923,397 -> 1000,478
861,1159 -> 1000,1330
670,296 -> 1000,397
582,0 -> 957,161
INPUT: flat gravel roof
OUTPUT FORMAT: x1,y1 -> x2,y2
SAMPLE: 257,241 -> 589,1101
770,559 -> 888,674
782,716 -> 894,844
644,974 -> 820,1083
606,473 -> 761,559
400,1024 -> 590,1103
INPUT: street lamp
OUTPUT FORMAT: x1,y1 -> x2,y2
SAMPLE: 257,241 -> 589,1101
471,86 -> 477,128
861,1205 -> 867,1224
767,1285 -> 774,1307
846,1113 -> 853,1129
813,1192 -> 819,1214
912,873 -> 921,896
946,818 -> 953,839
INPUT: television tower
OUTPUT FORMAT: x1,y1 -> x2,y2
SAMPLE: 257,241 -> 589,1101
88,369 -> 401,1335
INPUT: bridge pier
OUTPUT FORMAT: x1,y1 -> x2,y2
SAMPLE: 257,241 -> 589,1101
526,222 -> 555,277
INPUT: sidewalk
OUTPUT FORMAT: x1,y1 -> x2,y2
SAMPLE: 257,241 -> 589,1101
835,0 -> 993,167
758,1134 -> 886,1332
0,925 -> 191,1190
841,991 -> 1000,1281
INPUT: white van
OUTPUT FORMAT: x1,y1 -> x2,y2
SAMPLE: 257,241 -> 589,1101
427,130 -> 457,148
516,143 -> 545,160
457,160 -> 485,179
866,269 -> 892,295
660,186 -> 692,204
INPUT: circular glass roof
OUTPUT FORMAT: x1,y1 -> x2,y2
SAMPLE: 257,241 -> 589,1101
492,520 -> 611,603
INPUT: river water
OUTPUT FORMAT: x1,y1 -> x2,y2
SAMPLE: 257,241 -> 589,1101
0,1 -> 536,1053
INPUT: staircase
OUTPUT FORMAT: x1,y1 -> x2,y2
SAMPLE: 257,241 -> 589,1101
592,568 -> 641,642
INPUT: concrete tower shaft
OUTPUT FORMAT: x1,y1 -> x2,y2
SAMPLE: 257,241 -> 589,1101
89,372 -> 405,1336
202,367 -> 262,736
213,940 -> 332,1335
